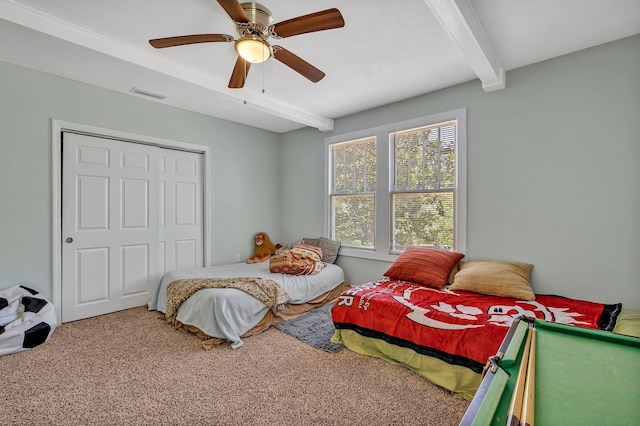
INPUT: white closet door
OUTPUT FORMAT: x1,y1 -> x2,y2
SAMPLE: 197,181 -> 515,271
62,133 -> 160,322
158,149 -> 204,276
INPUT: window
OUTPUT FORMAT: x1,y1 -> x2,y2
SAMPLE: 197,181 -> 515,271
329,137 -> 376,248
325,108 -> 466,260
391,121 -> 457,251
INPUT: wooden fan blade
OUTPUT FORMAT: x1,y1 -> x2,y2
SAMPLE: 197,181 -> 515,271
149,34 -> 233,48
216,0 -> 250,23
272,46 -> 325,83
271,8 -> 344,39
228,56 -> 251,88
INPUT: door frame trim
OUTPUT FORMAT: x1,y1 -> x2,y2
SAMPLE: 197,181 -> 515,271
51,119 -> 212,324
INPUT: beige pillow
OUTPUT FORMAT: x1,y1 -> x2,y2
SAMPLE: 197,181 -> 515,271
449,261 -> 535,300
448,262 -> 460,284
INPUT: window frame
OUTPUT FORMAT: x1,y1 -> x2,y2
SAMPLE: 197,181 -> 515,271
328,136 -> 377,250
324,108 -> 467,261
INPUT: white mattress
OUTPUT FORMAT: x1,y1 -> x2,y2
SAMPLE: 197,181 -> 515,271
148,261 -> 345,348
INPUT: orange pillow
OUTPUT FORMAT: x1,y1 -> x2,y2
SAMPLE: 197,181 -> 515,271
384,246 -> 464,289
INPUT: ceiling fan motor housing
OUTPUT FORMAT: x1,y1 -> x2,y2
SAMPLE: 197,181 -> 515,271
238,2 -> 273,38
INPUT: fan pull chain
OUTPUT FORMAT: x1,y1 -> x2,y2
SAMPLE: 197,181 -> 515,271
262,52 -> 266,94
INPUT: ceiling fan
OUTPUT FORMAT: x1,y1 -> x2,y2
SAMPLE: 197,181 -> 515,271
149,0 -> 345,89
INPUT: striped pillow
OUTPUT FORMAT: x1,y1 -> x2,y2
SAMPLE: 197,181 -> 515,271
384,246 -> 464,289
269,243 -> 326,275
292,243 -> 323,262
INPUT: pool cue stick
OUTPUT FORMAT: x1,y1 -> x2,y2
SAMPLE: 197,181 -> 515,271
521,328 -> 536,426
506,325 -> 533,426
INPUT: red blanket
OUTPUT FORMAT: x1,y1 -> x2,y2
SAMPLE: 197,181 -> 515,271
331,279 -> 621,373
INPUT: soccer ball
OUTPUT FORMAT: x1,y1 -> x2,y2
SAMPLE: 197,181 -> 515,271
0,285 -> 58,357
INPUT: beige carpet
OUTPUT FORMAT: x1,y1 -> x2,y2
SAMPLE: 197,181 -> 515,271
0,307 -> 469,425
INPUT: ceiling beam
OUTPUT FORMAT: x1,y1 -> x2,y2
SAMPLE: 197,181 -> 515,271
0,0 -> 334,131
424,0 -> 505,92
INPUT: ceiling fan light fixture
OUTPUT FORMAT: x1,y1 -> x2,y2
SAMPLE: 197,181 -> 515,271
235,35 -> 271,63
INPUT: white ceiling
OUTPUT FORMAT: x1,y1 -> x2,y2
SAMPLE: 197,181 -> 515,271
1,0 -> 639,133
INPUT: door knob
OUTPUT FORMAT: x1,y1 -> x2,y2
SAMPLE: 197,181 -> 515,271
65,237 -> 73,243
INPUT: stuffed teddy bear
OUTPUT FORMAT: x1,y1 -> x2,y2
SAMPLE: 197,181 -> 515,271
246,232 -> 278,264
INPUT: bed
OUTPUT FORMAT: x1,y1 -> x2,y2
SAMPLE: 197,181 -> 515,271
329,247 -> 640,401
149,259 -> 348,349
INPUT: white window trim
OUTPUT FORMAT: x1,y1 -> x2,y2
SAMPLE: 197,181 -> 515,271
324,108 -> 467,262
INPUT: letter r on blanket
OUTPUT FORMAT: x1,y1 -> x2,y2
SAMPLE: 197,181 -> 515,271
338,295 -> 354,307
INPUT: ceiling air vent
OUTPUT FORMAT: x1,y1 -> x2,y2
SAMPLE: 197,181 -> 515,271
130,87 -> 166,100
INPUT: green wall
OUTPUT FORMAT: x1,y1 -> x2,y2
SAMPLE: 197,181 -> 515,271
280,35 -> 640,310
1,35 -> 638,312
0,61 -> 282,300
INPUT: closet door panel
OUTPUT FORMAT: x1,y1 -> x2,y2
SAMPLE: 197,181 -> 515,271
62,133 -> 159,322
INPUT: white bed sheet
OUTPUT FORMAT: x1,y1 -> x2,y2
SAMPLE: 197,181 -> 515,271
148,262 -> 345,348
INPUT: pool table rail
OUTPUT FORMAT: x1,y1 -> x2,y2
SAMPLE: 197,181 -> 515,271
460,317 -> 640,426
